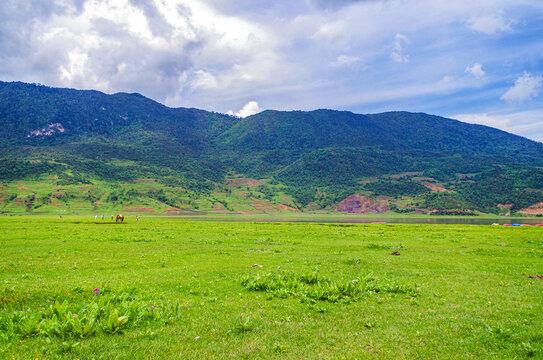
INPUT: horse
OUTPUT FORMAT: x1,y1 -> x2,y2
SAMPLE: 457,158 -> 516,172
116,214 -> 124,223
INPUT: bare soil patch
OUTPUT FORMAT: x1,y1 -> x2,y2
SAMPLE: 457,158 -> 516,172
249,200 -> 276,212
49,198 -> 64,207
518,202 -> 543,215
498,203 -> 513,216
13,198 -> 25,206
226,178 -> 265,187
123,205 -> 156,213
164,208 -> 182,214
422,182 -> 453,193
375,195 -> 394,201
357,177 -> 378,185
133,178 -> 156,182
304,202 -> 320,211
278,204 -> 301,213
334,194 -> 388,214
212,202 -> 227,211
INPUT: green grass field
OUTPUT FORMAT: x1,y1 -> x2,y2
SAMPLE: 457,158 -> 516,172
1,216 -> 542,359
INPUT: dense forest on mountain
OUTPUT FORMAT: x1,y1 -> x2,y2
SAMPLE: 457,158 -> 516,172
0,81 -> 542,215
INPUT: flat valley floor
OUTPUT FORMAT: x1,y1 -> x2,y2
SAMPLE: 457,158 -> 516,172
0,216 -> 542,359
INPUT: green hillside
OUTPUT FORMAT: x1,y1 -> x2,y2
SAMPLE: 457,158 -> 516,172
1,81 -> 542,215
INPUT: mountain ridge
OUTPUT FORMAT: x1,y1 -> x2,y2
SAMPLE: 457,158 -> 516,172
0,80 -> 542,215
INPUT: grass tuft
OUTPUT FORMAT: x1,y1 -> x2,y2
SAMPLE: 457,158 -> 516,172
235,313 -> 254,333
241,271 -> 417,303
0,288 -> 182,340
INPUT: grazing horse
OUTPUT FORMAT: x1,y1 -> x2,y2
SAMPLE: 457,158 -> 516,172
116,214 -> 124,223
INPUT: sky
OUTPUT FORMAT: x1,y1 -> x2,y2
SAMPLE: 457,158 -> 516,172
1,0 -> 542,141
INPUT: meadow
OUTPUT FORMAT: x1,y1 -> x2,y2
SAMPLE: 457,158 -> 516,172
0,216 -> 542,359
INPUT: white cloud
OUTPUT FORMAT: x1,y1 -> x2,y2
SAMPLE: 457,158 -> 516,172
465,63 -> 485,78
454,110 -> 543,142
1,0 -> 542,116
454,113 -> 510,131
191,70 -> 219,90
309,0 -> 379,11
501,72 -> 542,103
391,34 -> 409,63
227,101 -> 263,117
467,13 -> 512,35
311,21 -> 346,43
59,49 -> 89,82
330,55 -> 362,67
0,0 -> 281,108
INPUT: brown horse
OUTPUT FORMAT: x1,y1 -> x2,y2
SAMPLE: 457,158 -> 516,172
116,214 -> 124,223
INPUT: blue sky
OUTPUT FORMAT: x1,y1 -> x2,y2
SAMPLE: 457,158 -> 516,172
1,0 -> 542,141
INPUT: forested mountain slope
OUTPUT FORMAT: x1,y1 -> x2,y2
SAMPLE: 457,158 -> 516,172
0,81 -> 542,215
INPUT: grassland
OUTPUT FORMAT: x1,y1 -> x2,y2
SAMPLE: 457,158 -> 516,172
0,216 -> 542,359
0,175 -> 302,215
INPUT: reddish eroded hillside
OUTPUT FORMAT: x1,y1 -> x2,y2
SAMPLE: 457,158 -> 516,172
421,182 -> 453,193
333,194 -> 388,214
518,202 -> 543,215
278,203 -> 301,213
249,199 -> 276,212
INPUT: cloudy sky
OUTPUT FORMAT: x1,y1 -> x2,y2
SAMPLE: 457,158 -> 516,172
1,0 -> 543,141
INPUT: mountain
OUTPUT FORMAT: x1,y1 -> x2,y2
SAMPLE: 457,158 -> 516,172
216,109 -> 541,182
0,81 -> 241,189
1,81 -> 542,215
